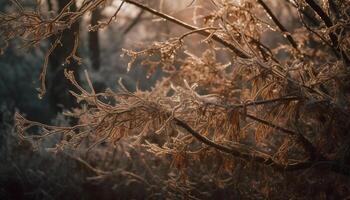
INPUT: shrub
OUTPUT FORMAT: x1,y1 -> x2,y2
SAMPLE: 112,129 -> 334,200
2,0 -> 350,199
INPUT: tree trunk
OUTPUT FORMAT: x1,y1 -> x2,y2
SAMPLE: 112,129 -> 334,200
47,0 -> 81,113
89,9 -> 101,71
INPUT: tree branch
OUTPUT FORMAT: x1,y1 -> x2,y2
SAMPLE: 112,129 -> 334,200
174,117 -> 350,175
211,96 -> 324,160
227,96 -> 300,109
305,0 -> 333,27
304,0 -> 350,64
122,9 -> 144,35
257,0 -> 299,51
124,0 -> 251,59
243,111 -> 324,160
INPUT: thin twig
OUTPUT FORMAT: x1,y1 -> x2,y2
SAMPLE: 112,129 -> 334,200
122,9 -> 144,35
38,35 -> 62,98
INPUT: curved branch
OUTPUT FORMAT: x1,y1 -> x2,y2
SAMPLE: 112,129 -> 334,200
174,117 -> 350,175
124,0 -> 251,59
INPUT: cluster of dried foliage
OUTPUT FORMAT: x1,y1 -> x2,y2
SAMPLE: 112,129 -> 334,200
2,0 -> 350,198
